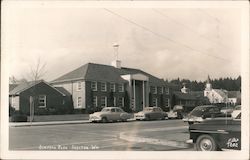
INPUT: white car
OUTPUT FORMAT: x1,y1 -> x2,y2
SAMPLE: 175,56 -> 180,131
134,107 -> 167,121
89,107 -> 132,123
166,110 -> 178,119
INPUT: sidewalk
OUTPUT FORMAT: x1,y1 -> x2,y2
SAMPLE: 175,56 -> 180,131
9,120 -> 91,127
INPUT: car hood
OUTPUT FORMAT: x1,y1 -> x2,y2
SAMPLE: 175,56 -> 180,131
136,111 -> 151,115
91,112 -> 104,116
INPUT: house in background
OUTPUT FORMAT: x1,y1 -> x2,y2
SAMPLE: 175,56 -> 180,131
9,80 -> 73,115
51,60 -> 172,113
204,76 -> 241,105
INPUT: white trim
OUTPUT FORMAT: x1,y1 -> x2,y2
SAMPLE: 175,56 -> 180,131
76,96 -> 82,108
118,84 -> 124,92
38,95 -> 46,108
101,96 -> 107,107
101,82 -> 107,92
76,81 -> 82,91
91,81 -> 97,91
110,83 -> 116,92
93,96 -> 98,107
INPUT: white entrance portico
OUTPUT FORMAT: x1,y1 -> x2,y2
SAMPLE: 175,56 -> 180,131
121,73 -> 149,111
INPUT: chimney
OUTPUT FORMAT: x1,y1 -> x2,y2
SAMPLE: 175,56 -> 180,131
111,60 -> 121,69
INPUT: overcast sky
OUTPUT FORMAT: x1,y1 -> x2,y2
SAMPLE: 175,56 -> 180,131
3,1 -> 242,82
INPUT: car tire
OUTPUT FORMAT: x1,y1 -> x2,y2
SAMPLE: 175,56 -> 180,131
101,117 -> 108,123
196,134 -> 218,151
145,115 -> 151,121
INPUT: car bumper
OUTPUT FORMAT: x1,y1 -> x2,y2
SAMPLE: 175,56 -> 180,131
134,115 -> 146,120
185,139 -> 194,144
89,116 -> 102,122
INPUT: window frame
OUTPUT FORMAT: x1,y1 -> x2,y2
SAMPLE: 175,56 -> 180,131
92,96 -> 98,107
77,81 -> 82,91
101,82 -> 107,92
159,87 -> 163,94
165,87 -> 170,95
165,98 -> 170,107
118,84 -> 124,92
91,81 -> 97,91
152,98 -> 158,107
100,96 -> 107,108
151,86 -> 157,94
110,83 -> 116,92
38,95 -> 46,108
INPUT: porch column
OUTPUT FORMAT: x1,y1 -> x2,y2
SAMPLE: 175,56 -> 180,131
133,79 -> 136,110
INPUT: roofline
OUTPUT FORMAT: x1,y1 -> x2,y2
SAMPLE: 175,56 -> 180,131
10,80 -> 66,96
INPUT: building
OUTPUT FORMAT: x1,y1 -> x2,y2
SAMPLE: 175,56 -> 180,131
172,85 -> 209,112
51,60 -> 172,113
9,80 -> 73,115
204,76 -> 241,105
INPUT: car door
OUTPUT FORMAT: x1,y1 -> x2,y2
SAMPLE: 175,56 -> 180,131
109,108 -> 117,121
218,114 -> 241,150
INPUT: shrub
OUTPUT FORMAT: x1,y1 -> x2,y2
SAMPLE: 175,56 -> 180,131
11,111 -> 28,122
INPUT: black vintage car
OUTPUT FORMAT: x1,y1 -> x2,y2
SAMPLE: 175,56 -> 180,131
187,112 -> 241,151
183,105 -> 229,125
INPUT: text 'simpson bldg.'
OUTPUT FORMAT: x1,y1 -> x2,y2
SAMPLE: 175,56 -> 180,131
51,60 -> 172,113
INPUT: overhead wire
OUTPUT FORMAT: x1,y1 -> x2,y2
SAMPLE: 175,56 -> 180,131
103,8 -> 232,63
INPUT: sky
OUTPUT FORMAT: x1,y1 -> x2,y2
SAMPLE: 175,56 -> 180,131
3,1 -> 243,82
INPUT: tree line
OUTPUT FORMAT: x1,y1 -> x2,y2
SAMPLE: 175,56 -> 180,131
168,76 -> 241,91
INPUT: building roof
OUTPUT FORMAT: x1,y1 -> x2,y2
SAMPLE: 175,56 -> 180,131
173,92 -> 197,100
9,80 -> 43,95
55,87 -> 72,96
9,80 -> 66,96
9,84 -> 19,92
51,63 -> 166,86
213,89 -> 228,98
228,91 -> 241,98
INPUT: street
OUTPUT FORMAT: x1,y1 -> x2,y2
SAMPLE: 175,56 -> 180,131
9,119 -> 194,151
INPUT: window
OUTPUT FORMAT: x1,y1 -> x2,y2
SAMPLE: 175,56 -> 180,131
77,81 -> 82,91
151,86 -> 157,94
165,98 -> 170,107
92,96 -> 97,107
101,82 -> 107,92
110,83 -> 116,92
38,95 -> 46,108
77,97 -> 82,108
101,96 -> 107,108
165,87 -> 169,94
159,87 -> 163,94
118,97 -> 124,107
152,98 -> 158,107
91,81 -> 97,91
118,84 -> 124,92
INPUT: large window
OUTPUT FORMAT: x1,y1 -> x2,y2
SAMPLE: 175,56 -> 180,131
101,96 -> 107,108
101,82 -> 107,92
118,84 -> 124,92
118,97 -> 124,107
165,98 -> 170,107
92,96 -> 97,107
159,87 -> 163,94
38,95 -> 46,108
151,86 -> 157,94
165,87 -> 170,95
76,97 -> 82,108
91,81 -> 97,91
77,81 -> 82,91
152,98 -> 158,107
110,83 -> 116,92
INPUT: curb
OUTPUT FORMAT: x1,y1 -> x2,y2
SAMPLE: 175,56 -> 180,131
9,120 -> 90,127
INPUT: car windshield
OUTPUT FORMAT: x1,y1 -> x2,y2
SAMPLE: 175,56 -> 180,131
189,107 -> 210,116
101,108 -> 111,112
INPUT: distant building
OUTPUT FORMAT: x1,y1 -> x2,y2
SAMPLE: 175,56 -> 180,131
204,75 -> 241,105
51,60 -> 172,113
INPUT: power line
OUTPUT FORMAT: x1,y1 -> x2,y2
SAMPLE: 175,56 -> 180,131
103,8 -> 231,63
152,9 -> 228,49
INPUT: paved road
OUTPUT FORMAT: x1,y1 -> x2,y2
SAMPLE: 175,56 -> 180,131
9,119 -> 194,151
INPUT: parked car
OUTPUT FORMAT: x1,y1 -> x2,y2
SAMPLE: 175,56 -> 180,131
220,106 -> 234,115
183,105 -> 228,125
186,111 -> 241,151
231,105 -> 241,119
89,107 -> 132,123
166,110 -> 178,119
134,107 -> 167,121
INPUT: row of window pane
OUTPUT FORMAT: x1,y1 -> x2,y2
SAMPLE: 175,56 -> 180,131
92,96 -> 124,107
150,86 -> 169,94
152,98 -> 170,107
91,82 -> 124,92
